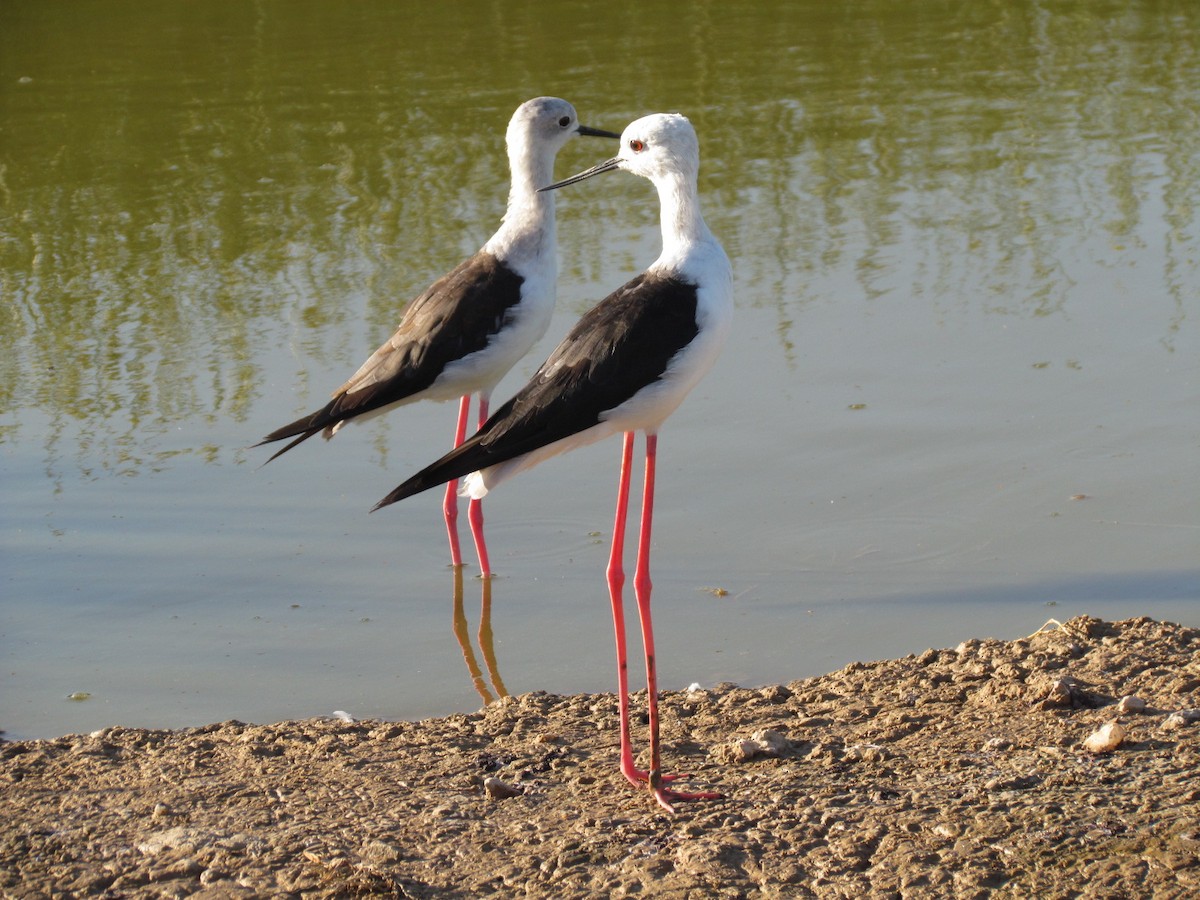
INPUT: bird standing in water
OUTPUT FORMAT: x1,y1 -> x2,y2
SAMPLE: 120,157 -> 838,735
375,113 -> 732,812
255,97 -> 618,577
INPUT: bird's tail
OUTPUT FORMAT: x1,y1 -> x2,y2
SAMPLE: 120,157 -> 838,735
251,402 -> 340,463
372,436 -> 501,511
372,457 -> 475,511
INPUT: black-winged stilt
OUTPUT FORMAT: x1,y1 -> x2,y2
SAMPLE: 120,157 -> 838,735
255,97 -> 617,577
375,113 -> 732,812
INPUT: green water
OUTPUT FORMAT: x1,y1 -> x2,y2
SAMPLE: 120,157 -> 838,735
2,1 -> 1197,739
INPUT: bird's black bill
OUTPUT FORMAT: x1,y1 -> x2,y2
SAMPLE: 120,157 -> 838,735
538,157 -> 623,192
577,124 -> 621,139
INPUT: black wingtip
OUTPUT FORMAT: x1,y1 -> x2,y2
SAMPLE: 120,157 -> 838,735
369,493 -> 395,514
372,450 -> 485,512
372,423 -> 502,512
251,428 -> 319,465
371,476 -> 431,513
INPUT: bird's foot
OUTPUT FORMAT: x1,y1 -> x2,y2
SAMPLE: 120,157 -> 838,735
648,768 -> 723,814
620,763 -> 722,813
651,783 -> 724,814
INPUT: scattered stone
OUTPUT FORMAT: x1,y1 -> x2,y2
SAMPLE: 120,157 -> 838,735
750,729 -> 790,755
1162,709 -> 1200,730
361,839 -> 401,864
198,868 -> 225,886
137,827 -> 210,856
1082,721 -> 1126,754
758,685 -> 793,704
715,728 -> 793,763
844,743 -> 889,763
483,776 -> 524,800
1042,678 -> 1076,707
1117,695 -> 1146,714
1036,677 -> 1103,709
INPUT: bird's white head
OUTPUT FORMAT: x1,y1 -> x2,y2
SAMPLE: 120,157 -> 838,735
613,113 -> 700,182
498,97 -> 619,221
506,97 -> 619,159
539,112 -> 721,273
537,112 -> 700,192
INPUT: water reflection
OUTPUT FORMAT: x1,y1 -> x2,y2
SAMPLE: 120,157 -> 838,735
2,0 -> 1195,477
450,567 -> 508,705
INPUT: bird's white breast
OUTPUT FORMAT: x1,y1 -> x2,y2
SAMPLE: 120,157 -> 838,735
430,226 -> 558,398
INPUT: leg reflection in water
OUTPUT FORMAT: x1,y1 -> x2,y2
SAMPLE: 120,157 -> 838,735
450,566 -> 508,704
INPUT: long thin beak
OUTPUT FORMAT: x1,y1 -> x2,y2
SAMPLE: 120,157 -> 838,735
538,156 -> 623,192
577,124 -> 621,139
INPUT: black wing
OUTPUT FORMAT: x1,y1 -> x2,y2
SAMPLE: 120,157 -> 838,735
375,272 -> 699,508
254,252 -> 524,461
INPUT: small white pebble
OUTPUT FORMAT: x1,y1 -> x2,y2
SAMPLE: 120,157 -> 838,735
1082,721 -> 1125,754
1117,695 -> 1145,714
844,743 -> 889,763
1162,709 -> 1200,730
725,729 -> 792,763
735,739 -> 761,761
749,729 -> 790,756
1045,679 -> 1076,707
483,777 -> 523,800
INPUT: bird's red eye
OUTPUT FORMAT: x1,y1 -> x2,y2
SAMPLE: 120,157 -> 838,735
629,139 -> 646,152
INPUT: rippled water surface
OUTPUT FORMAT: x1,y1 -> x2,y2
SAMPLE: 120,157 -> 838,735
3,0 -> 1198,739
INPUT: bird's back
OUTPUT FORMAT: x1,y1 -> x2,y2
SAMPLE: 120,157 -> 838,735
375,269 -> 718,506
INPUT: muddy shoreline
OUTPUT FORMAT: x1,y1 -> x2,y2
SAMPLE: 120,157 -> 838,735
3,615 -> 1198,898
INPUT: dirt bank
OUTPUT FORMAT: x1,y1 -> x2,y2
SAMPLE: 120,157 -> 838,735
3,615 -> 1199,898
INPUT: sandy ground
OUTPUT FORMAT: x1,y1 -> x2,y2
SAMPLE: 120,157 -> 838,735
3,615 -> 1199,898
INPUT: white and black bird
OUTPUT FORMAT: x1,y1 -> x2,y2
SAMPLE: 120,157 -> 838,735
255,97 -> 618,577
374,113 -> 733,812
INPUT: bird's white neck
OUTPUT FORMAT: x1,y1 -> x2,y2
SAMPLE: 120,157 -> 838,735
651,170 -> 719,271
483,142 -> 557,262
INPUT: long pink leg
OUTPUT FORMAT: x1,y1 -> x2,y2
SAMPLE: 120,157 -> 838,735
467,395 -> 492,578
442,395 -> 471,568
607,431 -> 640,787
633,433 -> 722,813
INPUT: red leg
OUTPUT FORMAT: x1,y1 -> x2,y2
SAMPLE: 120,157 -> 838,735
467,395 -> 492,578
443,395 -> 471,568
633,433 -> 721,813
607,432 -> 640,787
